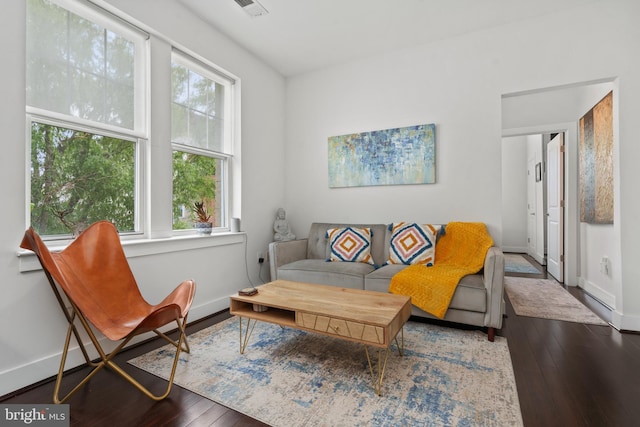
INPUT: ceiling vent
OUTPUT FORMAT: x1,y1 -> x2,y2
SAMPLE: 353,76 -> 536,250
234,0 -> 269,18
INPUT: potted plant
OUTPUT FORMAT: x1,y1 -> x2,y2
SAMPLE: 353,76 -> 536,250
193,201 -> 213,235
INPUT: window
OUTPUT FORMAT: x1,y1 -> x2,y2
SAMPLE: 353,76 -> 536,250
29,121 -> 136,236
171,51 -> 234,231
25,1 -> 238,242
26,0 -> 146,238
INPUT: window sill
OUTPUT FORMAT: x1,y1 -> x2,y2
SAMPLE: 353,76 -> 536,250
18,231 -> 245,273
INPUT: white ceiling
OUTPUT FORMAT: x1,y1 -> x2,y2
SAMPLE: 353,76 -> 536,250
178,0 -> 599,77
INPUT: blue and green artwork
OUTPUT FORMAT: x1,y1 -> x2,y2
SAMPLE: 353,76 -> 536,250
328,123 -> 436,188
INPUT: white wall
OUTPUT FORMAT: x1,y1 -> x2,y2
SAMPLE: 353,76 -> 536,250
0,0 -> 286,395
576,86 -> 619,308
285,38 -> 504,242
580,223 -> 617,308
501,136 -> 528,253
284,0 -> 640,330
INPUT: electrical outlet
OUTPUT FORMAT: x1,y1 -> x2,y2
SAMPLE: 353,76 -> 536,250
600,256 -> 609,275
257,252 -> 265,264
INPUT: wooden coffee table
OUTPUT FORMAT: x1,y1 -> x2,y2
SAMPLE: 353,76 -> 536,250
229,280 -> 411,395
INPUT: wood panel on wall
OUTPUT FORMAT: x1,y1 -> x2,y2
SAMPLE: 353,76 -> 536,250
579,91 -> 613,224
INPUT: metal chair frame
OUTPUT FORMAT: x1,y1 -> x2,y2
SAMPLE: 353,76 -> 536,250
21,221 -> 195,404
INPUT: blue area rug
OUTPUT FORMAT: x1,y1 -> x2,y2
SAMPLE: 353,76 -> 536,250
505,253 -> 541,274
129,318 -> 522,426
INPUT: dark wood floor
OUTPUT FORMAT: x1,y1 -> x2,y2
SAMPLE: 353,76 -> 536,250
4,256 -> 640,426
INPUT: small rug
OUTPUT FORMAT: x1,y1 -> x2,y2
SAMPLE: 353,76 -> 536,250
505,277 -> 608,325
129,318 -> 523,426
504,253 -> 540,274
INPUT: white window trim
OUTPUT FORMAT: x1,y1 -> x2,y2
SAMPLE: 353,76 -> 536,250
17,231 -> 246,272
26,109 -> 146,146
51,0 -> 149,40
25,112 -> 147,241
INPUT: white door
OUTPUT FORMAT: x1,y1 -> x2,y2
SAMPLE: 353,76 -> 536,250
546,133 -> 564,281
527,157 -> 537,258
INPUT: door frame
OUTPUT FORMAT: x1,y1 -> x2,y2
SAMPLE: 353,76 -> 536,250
502,122 -> 579,286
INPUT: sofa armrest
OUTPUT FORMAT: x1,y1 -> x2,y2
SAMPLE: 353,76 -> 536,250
268,239 -> 309,281
482,246 -> 506,329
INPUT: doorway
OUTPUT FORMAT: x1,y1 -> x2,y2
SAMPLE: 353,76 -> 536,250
501,79 -> 617,289
502,132 -> 565,282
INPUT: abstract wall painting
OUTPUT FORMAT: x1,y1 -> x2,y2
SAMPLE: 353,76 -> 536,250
328,124 -> 436,188
579,91 -> 613,224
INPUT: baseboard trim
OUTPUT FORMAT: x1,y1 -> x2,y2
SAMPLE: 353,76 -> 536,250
502,246 -> 528,253
578,277 -> 616,309
610,310 -> 640,333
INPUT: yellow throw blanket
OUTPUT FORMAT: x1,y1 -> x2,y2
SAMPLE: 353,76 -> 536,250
389,222 -> 494,319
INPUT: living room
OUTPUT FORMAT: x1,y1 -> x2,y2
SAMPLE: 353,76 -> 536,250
2,0 -> 639,424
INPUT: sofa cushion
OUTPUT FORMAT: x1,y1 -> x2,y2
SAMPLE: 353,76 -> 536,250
364,264 -> 406,293
385,222 -> 441,266
326,227 -> 375,265
450,274 -> 487,312
365,265 -> 486,313
278,259 -> 374,290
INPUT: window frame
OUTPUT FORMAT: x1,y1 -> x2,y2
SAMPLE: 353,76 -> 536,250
23,0 -> 242,251
170,49 -> 236,234
25,111 -> 147,242
25,0 -> 148,241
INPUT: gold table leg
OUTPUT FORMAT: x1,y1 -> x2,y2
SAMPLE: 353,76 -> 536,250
395,326 -> 405,356
365,326 -> 405,396
364,346 -> 390,396
238,317 -> 257,354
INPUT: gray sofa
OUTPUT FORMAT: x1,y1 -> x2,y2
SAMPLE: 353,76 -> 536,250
268,222 -> 505,341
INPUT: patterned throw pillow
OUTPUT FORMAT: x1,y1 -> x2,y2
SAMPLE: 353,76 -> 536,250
386,222 -> 442,266
326,227 -> 375,265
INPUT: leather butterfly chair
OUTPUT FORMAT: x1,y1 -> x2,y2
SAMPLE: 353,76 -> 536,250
20,221 -> 196,404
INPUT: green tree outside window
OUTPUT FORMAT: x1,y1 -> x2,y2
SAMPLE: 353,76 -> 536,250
30,122 -> 135,236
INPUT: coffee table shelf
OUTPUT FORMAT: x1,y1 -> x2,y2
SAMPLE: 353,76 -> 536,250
229,300 -> 296,327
